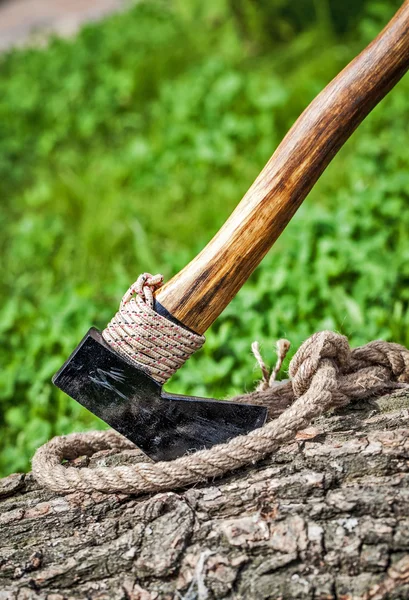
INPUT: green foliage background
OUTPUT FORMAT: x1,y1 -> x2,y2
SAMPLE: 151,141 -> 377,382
0,0 -> 408,476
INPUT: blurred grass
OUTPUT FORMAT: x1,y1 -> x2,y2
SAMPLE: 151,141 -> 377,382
0,0 -> 408,475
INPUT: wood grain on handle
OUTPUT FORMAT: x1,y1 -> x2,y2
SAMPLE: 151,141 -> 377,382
155,1 -> 409,334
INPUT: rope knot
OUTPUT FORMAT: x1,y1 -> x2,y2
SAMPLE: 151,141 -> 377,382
121,273 -> 164,309
289,331 -> 350,398
350,341 -> 409,383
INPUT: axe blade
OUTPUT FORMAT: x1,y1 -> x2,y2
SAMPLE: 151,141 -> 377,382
53,328 -> 267,461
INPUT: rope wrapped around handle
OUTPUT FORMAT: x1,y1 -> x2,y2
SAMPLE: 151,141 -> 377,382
102,274 -> 205,384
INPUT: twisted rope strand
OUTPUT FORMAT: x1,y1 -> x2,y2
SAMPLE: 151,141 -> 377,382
252,338 -> 291,391
32,331 -> 409,495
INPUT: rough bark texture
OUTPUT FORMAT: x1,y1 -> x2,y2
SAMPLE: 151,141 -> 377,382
1,391 -> 409,600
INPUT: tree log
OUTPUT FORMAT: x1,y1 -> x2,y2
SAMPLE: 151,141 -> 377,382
1,391 -> 409,600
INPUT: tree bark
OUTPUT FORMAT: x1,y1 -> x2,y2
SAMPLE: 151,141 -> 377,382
1,391 -> 409,600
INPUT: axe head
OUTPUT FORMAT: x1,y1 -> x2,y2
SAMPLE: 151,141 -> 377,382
53,328 -> 267,461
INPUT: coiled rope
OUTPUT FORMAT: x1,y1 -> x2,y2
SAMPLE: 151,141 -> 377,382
32,274 -> 409,494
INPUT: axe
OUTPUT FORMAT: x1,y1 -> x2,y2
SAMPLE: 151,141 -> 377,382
53,3 -> 409,461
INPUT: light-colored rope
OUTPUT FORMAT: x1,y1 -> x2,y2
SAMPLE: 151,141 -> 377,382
32,331 -> 409,495
102,273 -> 205,384
252,338 -> 291,390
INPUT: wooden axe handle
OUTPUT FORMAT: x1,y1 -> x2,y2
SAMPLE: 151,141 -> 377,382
155,1 -> 409,335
